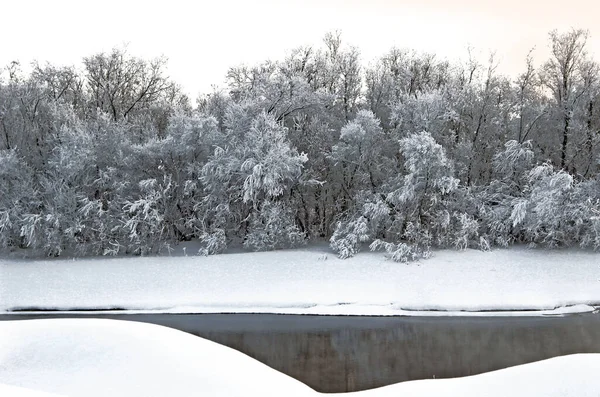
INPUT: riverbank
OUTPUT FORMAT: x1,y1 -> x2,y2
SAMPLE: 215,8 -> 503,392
2,246 -> 599,315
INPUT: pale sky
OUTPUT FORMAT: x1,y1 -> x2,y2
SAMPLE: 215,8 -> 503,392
1,0 -> 600,98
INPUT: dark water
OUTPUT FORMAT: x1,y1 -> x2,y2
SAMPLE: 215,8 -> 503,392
2,313 -> 600,393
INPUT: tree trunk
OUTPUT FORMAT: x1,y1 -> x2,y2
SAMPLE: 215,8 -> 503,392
560,109 -> 570,171
585,100 -> 594,177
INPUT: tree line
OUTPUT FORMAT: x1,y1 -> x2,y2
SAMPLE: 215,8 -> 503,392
1,29 -> 599,260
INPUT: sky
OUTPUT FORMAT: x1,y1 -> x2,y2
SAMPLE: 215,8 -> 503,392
1,0 -> 600,99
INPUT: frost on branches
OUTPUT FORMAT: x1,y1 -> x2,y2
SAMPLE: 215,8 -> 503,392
199,107 -> 307,254
2,30 -> 600,260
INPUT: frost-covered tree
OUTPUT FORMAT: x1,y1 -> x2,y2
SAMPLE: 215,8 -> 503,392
516,163 -> 575,247
372,131 -> 460,260
540,29 -> 594,172
331,110 -> 394,209
200,107 -> 307,252
475,140 -> 536,247
0,149 -> 39,250
512,50 -> 547,144
3,28 -> 600,259
243,201 -> 305,251
331,130 -> 461,261
365,49 -> 450,132
83,48 -> 174,122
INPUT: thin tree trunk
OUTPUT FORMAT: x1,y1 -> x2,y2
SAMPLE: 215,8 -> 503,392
585,101 -> 594,177
560,108 -> 570,171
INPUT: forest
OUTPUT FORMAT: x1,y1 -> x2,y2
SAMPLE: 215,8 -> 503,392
1,29 -> 599,261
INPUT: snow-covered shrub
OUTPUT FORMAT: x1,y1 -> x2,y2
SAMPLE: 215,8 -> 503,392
19,190 -> 78,257
519,163 -> 574,247
374,131 -> 458,261
122,177 -> 173,255
451,212 -> 480,250
332,130 -> 463,261
331,111 -> 391,183
78,194 -> 122,256
369,239 -> 428,263
493,140 -> 535,185
473,140 -> 537,247
561,178 -> 600,249
329,192 -> 390,258
390,131 -> 458,207
200,107 -> 308,252
0,150 -> 38,250
114,113 -> 220,253
240,111 -> 308,204
243,201 -> 305,251
330,216 -> 370,259
199,229 -> 227,256
14,117 -> 101,256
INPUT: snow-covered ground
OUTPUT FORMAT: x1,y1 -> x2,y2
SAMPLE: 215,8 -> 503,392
1,246 -> 599,315
0,319 -> 313,397
0,384 -> 64,397
352,353 -> 600,397
1,319 -> 599,397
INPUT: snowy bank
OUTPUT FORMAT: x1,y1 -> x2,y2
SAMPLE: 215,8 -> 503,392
0,384 -> 65,397
1,247 -> 599,315
0,319 -> 311,397
1,319 -> 599,397
352,353 -> 600,397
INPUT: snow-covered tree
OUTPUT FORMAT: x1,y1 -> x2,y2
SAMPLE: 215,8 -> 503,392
331,130 -> 462,261
540,29 -> 594,172
331,110 -> 394,209
3,28 -> 600,260
517,163 -> 574,247
200,107 -> 307,252
0,149 -> 38,250
375,131 -> 460,260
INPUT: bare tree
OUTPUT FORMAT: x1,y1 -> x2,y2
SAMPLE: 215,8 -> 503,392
540,29 -> 591,171
514,49 -> 545,143
83,48 -> 173,122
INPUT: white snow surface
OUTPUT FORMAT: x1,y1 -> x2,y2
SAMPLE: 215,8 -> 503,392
352,354 -> 600,397
0,384 -> 65,397
0,319 -> 312,397
1,319 -> 599,397
1,246 -> 599,315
